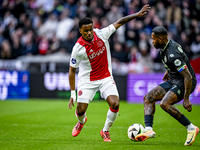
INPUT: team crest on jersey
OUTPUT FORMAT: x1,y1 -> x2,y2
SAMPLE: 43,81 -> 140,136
170,54 -> 174,57
71,58 -> 76,64
97,41 -> 103,47
174,59 -> 181,66
78,90 -> 83,96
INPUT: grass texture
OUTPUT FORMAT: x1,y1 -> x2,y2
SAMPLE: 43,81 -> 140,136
0,99 -> 200,150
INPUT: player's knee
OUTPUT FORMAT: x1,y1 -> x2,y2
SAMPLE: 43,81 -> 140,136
112,100 -> 119,110
109,97 -> 119,110
160,101 -> 168,111
76,106 -> 86,116
76,109 -> 85,116
143,94 -> 152,104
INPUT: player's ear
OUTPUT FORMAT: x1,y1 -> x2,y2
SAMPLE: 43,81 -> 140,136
79,28 -> 82,34
159,35 -> 163,42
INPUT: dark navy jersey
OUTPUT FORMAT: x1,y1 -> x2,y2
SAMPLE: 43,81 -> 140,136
160,40 -> 196,85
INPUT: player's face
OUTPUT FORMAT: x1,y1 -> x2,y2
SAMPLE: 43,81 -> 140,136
151,32 -> 162,49
79,23 -> 94,41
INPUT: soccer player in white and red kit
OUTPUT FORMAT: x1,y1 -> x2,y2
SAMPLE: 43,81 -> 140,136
68,4 -> 150,142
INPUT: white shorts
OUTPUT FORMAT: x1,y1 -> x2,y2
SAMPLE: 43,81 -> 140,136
77,76 -> 119,104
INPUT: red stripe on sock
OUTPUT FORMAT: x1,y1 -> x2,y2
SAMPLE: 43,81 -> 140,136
109,107 -> 119,113
76,110 -> 85,116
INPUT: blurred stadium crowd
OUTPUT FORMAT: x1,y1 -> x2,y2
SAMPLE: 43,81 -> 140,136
0,0 -> 200,74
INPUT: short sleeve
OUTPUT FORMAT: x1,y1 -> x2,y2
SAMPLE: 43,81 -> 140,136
94,24 -> 116,40
70,43 -> 82,68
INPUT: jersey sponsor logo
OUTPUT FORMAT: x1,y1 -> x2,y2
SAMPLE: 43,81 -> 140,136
71,58 -> 76,64
174,59 -> 181,66
88,46 -> 106,59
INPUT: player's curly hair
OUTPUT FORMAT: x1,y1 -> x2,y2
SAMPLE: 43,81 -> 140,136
79,17 -> 93,28
152,26 -> 167,35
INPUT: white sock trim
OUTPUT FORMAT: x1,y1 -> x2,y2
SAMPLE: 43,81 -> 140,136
186,123 -> 195,131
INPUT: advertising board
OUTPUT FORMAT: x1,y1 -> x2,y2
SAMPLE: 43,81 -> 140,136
29,72 -> 127,100
0,71 -> 29,100
127,73 -> 200,104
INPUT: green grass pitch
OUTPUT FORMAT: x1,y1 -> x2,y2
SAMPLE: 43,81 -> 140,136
0,99 -> 200,150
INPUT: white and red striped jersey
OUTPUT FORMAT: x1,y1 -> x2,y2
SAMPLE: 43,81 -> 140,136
70,24 -> 116,82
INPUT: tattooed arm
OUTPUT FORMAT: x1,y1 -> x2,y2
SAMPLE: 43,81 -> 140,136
113,4 -> 150,29
179,67 -> 192,112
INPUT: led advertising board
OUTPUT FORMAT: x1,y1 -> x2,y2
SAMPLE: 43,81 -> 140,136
0,71 -> 29,100
127,73 -> 200,104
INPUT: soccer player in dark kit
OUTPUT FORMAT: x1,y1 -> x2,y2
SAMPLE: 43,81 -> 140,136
135,26 -> 199,146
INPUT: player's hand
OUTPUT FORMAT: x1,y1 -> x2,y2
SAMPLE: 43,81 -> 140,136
137,4 -> 151,17
183,99 -> 192,112
163,71 -> 170,81
68,90 -> 76,110
68,97 -> 74,109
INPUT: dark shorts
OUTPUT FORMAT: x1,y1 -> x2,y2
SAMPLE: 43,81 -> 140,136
159,80 -> 196,101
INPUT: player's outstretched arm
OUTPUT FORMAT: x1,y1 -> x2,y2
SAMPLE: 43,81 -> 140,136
113,4 -> 150,29
68,66 -> 77,109
179,67 -> 192,112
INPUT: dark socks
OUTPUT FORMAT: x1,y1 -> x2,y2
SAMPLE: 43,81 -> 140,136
145,115 -> 154,127
145,114 -> 191,128
177,114 -> 191,126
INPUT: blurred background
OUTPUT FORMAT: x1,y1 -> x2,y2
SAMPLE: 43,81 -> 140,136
0,0 -> 200,102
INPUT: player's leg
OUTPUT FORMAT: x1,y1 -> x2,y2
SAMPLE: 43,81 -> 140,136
100,78 -> 119,142
104,95 -> 119,131
136,81 -> 172,141
100,95 -> 119,142
72,87 -> 98,137
160,91 -> 184,120
160,88 -> 199,146
144,85 -> 167,130
76,102 -> 88,123
72,102 -> 88,137
135,85 -> 166,141
143,81 -> 174,132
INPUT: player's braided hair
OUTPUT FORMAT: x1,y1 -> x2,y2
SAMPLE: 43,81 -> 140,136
79,17 -> 93,28
152,26 -> 168,36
